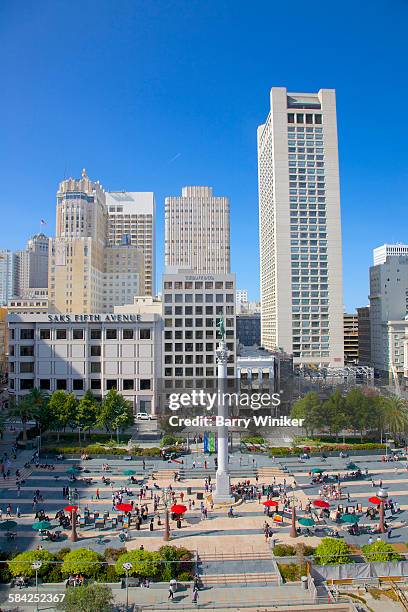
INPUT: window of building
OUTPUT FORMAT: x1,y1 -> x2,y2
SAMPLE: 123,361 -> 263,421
20,379 -> 34,390
20,362 -> 34,373
90,329 -> 101,340
140,329 -> 151,340
288,113 -> 294,123
56,329 -> 67,340
315,114 -> 322,124
91,362 -> 101,373
56,379 -> 67,390
106,329 -> 117,340
39,329 -> 51,340
73,329 -> 84,340
140,379 -> 151,390
20,346 -> 34,357
73,379 -> 84,390
106,379 -> 117,390
123,329 -> 134,340
123,379 -> 134,390
39,379 -> 50,390
91,345 -> 101,357
91,379 -> 101,390
20,329 -> 34,340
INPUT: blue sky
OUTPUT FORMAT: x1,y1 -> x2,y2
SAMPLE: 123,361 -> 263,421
1,0 -> 407,310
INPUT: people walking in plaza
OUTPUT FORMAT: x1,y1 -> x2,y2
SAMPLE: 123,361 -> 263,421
192,585 -> 199,603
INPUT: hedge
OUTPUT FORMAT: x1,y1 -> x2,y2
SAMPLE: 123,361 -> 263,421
41,445 -> 163,457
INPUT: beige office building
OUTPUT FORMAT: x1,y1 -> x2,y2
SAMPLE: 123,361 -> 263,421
165,186 -> 230,274
258,87 -> 343,366
107,192 -> 155,295
49,171 -> 147,314
343,313 -> 359,364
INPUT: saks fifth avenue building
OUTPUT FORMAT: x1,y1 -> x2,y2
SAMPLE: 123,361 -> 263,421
7,312 -> 162,414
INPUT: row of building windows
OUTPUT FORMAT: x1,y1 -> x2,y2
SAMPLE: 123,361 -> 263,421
164,294 -> 234,304
164,367 -> 235,378
164,281 -> 234,290
13,328 -> 152,341
288,113 -> 322,124
11,378 -> 151,392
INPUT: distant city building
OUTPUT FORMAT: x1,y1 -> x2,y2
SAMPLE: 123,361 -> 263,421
0,307 -> 7,377
162,268 -> 236,381
237,314 -> 261,347
106,191 -> 155,295
343,313 -> 359,364
165,187 -> 230,274
357,306 -> 371,365
7,297 -> 49,314
0,250 -> 18,306
258,87 -> 343,366
373,244 -> 408,266
49,170 -> 148,314
369,255 -> 408,374
8,312 -> 162,413
236,289 -> 248,304
114,295 -> 162,316
237,346 -> 277,385
236,300 -> 261,315
16,233 -> 49,297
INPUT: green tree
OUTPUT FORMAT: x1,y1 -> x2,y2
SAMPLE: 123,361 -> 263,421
76,390 -> 98,438
61,549 -> 102,578
115,550 -> 161,579
10,396 -> 37,441
49,391 -> 78,440
97,389 -> 133,438
314,538 -> 352,565
56,583 -> 113,612
323,390 -> 347,438
8,550 -> 54,578
361,540 -> 402,562
291,392 -> 323,436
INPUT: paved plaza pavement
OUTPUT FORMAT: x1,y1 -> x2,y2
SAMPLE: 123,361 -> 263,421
0,445 -> 407,609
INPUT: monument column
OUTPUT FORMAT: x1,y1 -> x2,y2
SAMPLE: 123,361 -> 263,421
213,326 -> 234,503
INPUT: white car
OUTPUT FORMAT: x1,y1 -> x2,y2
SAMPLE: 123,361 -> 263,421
136,412 -> 152,421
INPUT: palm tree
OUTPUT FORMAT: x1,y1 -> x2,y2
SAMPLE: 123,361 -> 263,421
382,396 -> 408,442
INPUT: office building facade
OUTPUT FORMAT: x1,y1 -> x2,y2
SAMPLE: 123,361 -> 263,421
0,250 -> 18,306
237,314 -> 261,347
357,306 -> 371,366
165,187 -> 230,274
16,233 -> 49,297
8,313 -> 162,413
373,244 -> 408,266
343,313 -> 359,364
162,269 -> 236,381
369,255 -> 408,373
49,170 -> 147,314
258,87 -> 343,366
106,191 -> 155,295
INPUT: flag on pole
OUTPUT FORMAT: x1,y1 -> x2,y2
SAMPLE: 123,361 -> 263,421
40,219 -> 47,225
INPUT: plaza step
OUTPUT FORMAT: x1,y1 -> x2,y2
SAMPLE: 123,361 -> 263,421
199,551 -> 272,561
0,466 -> 33,490
201,572 -> 279,586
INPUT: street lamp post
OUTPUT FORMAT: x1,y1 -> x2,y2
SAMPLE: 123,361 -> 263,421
162,487 -> 170,541
290,481 -> 297,538
32,560 -> 42,612
377,488 -> 389,534
123,562 -> 133,611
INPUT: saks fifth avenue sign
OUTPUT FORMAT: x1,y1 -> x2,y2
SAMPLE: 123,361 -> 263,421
47,314 -> 141,323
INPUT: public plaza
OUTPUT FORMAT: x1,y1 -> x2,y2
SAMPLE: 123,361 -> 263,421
0,438 -> 407,611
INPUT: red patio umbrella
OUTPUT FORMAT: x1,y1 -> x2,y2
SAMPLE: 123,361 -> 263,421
64,505 -> 78,513
171,504 -> 187,514
262,500 -> 279,507
116,503 -> 133,513
368,496 -> 382,505
313,500 -> 330,509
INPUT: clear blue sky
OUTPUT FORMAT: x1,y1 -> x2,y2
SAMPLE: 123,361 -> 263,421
1,0 -> 407,310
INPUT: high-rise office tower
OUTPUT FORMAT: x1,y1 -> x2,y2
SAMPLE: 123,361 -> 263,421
16,233 -> 49,297
106,192 -> 155,295
49,170 -> 146,314
165,186 -> 230,274
0,250 -> 18,306
257,87 -> 343,366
